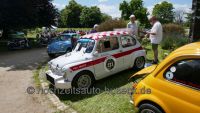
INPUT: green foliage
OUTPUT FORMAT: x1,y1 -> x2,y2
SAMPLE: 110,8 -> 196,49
152,1 -> 174,24
161,37 -> 189,50
59,0 -> 83,28
101,13 -> 112,22
97,19 -> 126,32
59,0 -> 112,28
80,6 -> 102,27
119,0 -> 150,28
163,23 -> 185,39
184,13 -> 192,27
161,23 -> 188,50
0,0 -> 58,30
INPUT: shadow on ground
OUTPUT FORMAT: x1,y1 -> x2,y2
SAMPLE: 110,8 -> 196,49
54,69 -> 137,102
0,48 -> 50,71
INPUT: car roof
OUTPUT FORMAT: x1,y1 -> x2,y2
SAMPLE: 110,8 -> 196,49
170,42 -> 200,56
81,31 -> 129,40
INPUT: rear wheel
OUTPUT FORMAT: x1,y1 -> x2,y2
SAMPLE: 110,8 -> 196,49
72,71 -> 94,89
134,56 -> 145,70
139,103 -> 163,113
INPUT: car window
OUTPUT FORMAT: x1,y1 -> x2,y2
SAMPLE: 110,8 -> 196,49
74,38 -> 95,53
59,35 -> 71,41
164,59 -> 200,90
120,35 -> 136,48
96,37 -> 119,53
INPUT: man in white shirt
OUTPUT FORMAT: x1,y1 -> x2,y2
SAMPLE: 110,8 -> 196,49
127,15 -> 138,36
146,16 -> 163,64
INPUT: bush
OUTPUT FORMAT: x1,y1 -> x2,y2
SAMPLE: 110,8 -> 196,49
161,37 -> 189,50
97,19 -> 126,32
161,23 -> 189,50
163,23 -> 185,39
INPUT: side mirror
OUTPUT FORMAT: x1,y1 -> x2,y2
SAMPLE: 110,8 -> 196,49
93,51 -> 99,57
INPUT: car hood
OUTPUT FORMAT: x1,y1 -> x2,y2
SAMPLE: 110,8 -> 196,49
130,65 -> 157,79
49,41 -> 70,48
49,51 -> 90,68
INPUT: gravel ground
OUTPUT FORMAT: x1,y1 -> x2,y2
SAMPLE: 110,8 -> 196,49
0,48 -> 56,113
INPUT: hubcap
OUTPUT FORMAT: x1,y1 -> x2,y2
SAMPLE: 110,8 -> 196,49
77,75 -> 91,88
136,57 -> 144,69
141,109 -> 155,113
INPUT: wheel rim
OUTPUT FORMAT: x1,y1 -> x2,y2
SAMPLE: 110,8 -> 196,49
141,109 -> 155,113
77,75 -> 91,88
135,57 -> 145,69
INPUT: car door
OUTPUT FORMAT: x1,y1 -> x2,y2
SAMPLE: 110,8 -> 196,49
93,36 -> 123,79
120,35 -> 137,69
158,58 -> 200,113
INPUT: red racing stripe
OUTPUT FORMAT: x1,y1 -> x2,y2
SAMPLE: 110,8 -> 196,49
70,46 -> 143,71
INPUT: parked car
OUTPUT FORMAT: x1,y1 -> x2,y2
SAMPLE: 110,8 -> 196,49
46,31 -> 146,89
7,32 -> 30,50
47,33 -> 80,58
130,42 -> 200,113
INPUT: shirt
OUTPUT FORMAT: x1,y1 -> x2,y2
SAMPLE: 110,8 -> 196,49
150,21 -> 163,44
127,21 -> 138,36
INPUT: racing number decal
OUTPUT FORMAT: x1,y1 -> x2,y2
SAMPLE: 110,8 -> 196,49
106,59 -> 115,70
104,57 -> 116,71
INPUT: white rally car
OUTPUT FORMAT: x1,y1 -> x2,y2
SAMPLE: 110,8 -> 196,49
46,31 -> 146,89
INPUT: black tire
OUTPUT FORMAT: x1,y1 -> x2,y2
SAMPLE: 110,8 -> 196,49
66,48 -> 72,53
72,71 -> 95,89
48,53 -> 56,58
133,56 -> 145,70
139,103 -> 163,113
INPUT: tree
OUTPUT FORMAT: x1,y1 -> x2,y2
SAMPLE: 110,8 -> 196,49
0,0 -> 58,38
152,1 -> 174,24
80,6 -> 102,27
101,13 -> 112,22
174,9 -> 185,24
185,12 -> 192,27
119,0 -> 149,27
60,0 -> 83,28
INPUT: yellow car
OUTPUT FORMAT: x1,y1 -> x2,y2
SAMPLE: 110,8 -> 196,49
130,42 -> 200,113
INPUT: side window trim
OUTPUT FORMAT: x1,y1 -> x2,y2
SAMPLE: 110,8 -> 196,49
97,36 -> 119,54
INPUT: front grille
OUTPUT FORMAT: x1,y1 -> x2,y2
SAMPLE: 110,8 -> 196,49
46,74 -> 55,85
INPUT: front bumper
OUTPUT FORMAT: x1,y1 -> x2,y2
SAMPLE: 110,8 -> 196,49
46,70 -> 72,89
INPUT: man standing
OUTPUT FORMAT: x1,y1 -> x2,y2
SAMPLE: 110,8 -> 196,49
90,24 -> 99,33
127,15 -> 139,36
146,16 -> 163,64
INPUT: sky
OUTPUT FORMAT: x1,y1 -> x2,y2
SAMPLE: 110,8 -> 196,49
52,0 -> 192,18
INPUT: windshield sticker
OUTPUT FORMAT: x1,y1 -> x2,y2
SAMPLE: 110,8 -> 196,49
170,66 -> 176,73
165,71 -> 174,80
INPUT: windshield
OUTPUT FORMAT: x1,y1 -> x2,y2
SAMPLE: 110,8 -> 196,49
58,35 -> 71,41
74,38 -> 95,53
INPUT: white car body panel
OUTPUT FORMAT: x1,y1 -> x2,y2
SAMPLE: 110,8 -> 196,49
46,31 -> 146,89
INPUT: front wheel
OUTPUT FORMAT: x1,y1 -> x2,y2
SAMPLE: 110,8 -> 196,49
133,56 -> 145,70
72,71 -> 94,89
66,48 -> 72,53
138,103 -> 164,113
48,53 -> 56,58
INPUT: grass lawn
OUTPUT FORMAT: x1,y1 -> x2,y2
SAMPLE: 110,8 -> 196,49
52,44 -> 170,113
